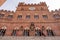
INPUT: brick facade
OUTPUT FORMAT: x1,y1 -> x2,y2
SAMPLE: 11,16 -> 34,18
0,2 -> 60,36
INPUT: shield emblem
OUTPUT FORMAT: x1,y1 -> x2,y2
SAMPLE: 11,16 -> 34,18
0,0 -> 6,6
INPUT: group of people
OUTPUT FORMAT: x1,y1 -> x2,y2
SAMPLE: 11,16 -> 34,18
0,26 -> 55,36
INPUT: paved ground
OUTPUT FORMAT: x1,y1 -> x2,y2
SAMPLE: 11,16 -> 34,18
0,36 -> 60,40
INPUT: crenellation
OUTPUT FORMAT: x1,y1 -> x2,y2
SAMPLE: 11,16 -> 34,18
40,2 -> 47,6
18,2 -> 47,6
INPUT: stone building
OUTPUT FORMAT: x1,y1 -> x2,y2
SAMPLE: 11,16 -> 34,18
0,2 -> 60,36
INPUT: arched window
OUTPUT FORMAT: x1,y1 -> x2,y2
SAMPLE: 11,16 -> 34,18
7,15 -> 13,19
34,15 -> 39,19
18,15 -> 22,19
42,15 -> 48,19
53,14 -> 60,19
26,15 -> 30,19
46,26 -> 54,36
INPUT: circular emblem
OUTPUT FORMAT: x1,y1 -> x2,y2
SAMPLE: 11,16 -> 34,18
29,7 -> 35,11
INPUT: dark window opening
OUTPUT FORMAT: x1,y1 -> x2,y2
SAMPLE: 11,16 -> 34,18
11,30 -> 17,36
18,15 -> 22,19
0,29 -> 6,36
46,29 -> 54,36
26,15 -> 30,19
7,15 -> 13,19
23,30 -> 29,36
34,15 -> 39,19
35,30 -> 42,36
53,14 -> 60,19
0,14 -> 4,18
43,15 -> 48,19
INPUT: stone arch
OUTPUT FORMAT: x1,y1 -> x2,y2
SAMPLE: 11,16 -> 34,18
11,27 -> 19,36
1,25 -> 7,29
46,26 -> 54,36
24,27 -> 29,30
14,27 -> 19,30
0,25 -> 7,36
23,27 -> 30,36
35,27 -> 42,36
35,27 -> 40,30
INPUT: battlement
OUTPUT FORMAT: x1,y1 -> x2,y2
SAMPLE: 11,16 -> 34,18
0,10 -> 14,13
51,9 -> 60,13
0,0 -> 6,6
18,2 -> 47,6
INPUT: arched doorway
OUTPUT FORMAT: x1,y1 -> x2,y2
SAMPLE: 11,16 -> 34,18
23,27 -> 29,36
46,26 -> 54,36
0,26 -> 7,36
35,27 -> 41,36
11,27 -> 19,36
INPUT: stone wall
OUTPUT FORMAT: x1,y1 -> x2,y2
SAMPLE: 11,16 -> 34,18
0,36 -> 60,40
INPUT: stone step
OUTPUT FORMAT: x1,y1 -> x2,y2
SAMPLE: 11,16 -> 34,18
0,36 -> 60,40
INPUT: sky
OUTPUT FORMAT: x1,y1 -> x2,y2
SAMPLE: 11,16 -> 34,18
0,0 -> 60,12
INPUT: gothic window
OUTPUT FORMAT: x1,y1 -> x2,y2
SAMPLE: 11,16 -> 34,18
34,15 -> 39,19
0,29 -> 6,36
18,15 -> 22,19
42,15 -> 48,19
53,14 -> 60,19
23,30 -> 29,36
26,15 -> 30,19
35,30 -> 41,36
7,15 -> 13,19
0,14 -> 4,18
11,30 -> 17,36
